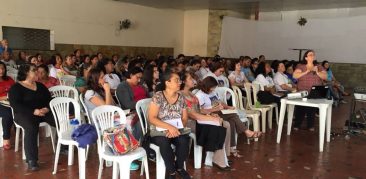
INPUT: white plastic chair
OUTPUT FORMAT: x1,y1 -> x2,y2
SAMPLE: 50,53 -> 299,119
49,85 -> 79,101
252,83 -> 279,131
92,105 -> 149,179
232,86 -> 261,141
114,90 -> 121,107
11,108 -> 56,160
50,97 -> 86,179
7,67 -> 18,74
7,72 -> 17,82
244,83 -> 271,133
58,75 -> 76,87
79,93 -> 91,124
214,87 -> 251,144
136,98 -> 198,179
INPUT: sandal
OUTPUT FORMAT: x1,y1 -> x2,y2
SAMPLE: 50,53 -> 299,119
3,143 -> 11,150
246,131 -> 262,139
230,150 -> 243,158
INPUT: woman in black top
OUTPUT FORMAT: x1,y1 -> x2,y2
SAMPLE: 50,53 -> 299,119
8,64 -> 55,171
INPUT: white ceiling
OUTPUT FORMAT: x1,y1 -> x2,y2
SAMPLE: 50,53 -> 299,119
115,0 -> 366,12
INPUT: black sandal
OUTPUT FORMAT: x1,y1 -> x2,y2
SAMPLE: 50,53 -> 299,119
213,162 -> 231,171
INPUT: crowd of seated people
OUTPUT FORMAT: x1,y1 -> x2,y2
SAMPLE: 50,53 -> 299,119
0,38 -> 351,177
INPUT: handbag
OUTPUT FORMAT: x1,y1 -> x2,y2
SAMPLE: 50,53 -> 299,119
103,124 -> 139,155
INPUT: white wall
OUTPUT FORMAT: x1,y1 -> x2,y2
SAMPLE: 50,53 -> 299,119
183,10 -> 209,56
0,0 -> 184,55
259,7 -> 366,21
219,15 -> 366,63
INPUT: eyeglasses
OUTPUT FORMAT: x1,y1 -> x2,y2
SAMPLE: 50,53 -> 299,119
169,78 -> 182,83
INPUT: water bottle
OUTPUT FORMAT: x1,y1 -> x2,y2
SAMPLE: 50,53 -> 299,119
255,101 -> 262,108
70,118 -> 80,131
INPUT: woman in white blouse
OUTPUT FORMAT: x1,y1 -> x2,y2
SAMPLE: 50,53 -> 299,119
254,62 -> 282,105
228,59 -> 249,88
273,61 -> 297,93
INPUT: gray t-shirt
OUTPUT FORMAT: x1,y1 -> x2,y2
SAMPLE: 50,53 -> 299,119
84,90 -> 102,116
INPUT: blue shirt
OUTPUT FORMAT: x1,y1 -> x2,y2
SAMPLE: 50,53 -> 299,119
241,67 -> 255,82
326,69 -> 333,81
0,47 -> 13,54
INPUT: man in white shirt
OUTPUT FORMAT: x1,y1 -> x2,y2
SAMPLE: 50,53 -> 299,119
1,51 -> 16,69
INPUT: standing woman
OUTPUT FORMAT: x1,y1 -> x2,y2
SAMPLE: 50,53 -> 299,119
8,64 -> 55,171
0,61 -> 15,150
148,70 -> 191,179
293,50 -> 327,131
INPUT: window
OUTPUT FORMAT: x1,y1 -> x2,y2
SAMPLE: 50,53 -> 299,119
2,26 -> 54,50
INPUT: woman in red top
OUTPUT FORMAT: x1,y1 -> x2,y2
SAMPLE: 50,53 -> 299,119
36,64 -> 60,88
0,61 -> 15,149
293,50 -> 327,131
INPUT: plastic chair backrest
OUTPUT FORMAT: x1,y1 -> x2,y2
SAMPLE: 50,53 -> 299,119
192,89 -> 199,95
231,86 -> 244,110
214,87 -> 237,107
79,93 -> 91,124
135,98 -> 152,135
91,105 -> 126,152
114,90 -> 121,107
251,83 -> 261,103
7,72 -> 17,82
49,85 -> 79,101
49,97 -> 81,136
59,75 -> 76,87
244,83 -> 254,109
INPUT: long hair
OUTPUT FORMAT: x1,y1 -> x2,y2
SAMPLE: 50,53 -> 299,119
17,64 -> 36,81
197,76 -> 218,94
143,64 -> 157,92
301,50 -> 315,64
0,61 -> 10,81
255,61 -> 269,77
322,60 -> 330,71
156,70 -> 177,92
86,68 -> 105,98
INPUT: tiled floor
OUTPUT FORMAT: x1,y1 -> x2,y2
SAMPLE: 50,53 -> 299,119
1,95 -> 366,179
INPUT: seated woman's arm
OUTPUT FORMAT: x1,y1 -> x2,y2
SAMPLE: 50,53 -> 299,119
200,105 -> 224,114
89,83 -> 114,106
148,102 -> 180,138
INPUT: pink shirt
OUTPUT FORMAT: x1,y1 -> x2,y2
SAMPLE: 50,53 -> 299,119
131,85 -> 147,102
296,64 -> 324,92
38,77 -> 60,88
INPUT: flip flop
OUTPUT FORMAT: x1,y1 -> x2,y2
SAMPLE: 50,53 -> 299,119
246,131 -> 262,139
